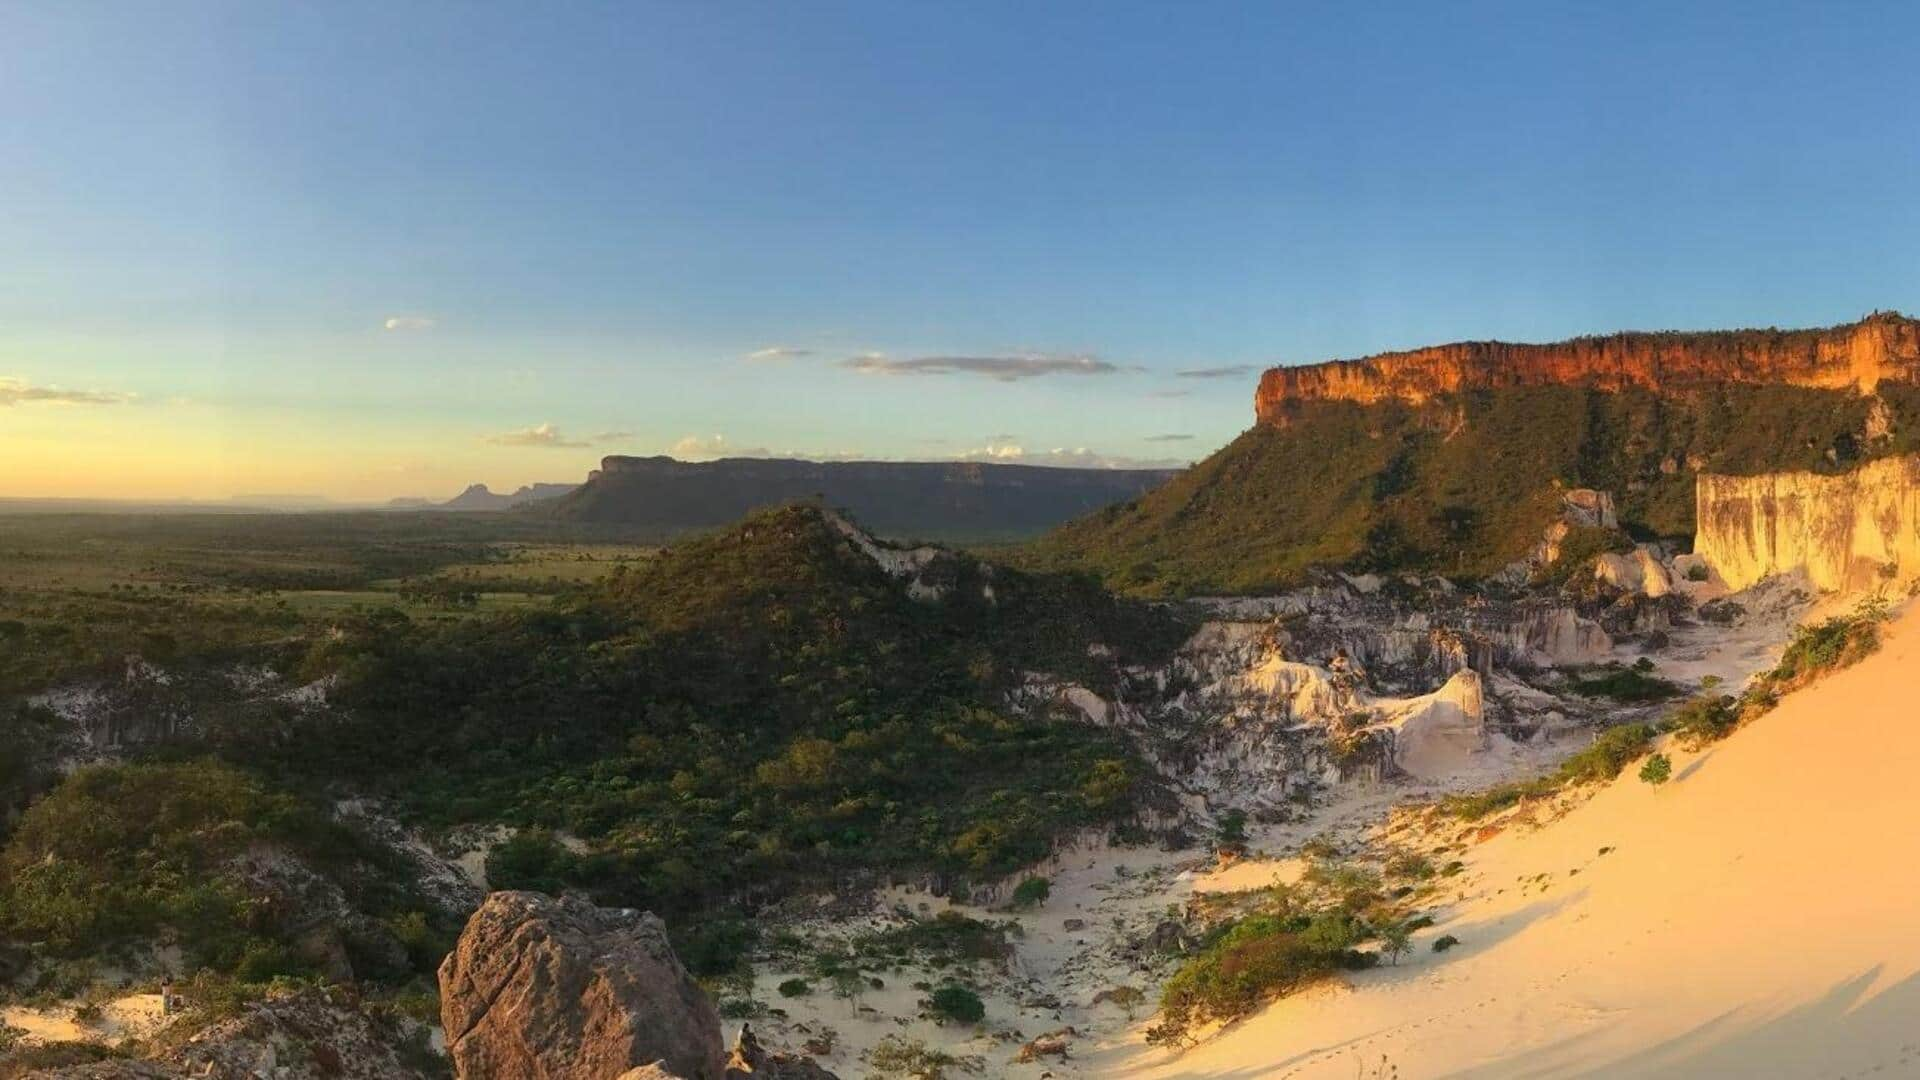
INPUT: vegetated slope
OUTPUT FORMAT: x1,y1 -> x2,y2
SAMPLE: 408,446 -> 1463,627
541,456 -> 1182,542
1108,604 -> 1920,1079
265,506 -> 1189,931
1020,383 -> 1920,596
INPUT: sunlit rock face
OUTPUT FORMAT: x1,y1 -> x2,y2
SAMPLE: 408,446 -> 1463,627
1255,312 -> 1920,421
1697,455 -> 1920,592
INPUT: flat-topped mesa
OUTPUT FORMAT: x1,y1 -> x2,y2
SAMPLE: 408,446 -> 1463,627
1255,312 -> 1920,421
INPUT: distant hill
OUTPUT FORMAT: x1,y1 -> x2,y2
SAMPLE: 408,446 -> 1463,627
539,456 -> 1181,541
1019,313 -> 1920,596
442,482 -> 577,511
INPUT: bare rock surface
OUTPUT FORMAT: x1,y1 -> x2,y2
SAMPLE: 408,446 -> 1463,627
439,891 -> 728,1080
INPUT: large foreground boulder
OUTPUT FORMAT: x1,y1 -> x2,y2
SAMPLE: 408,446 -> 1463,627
438,892 -> 727,1080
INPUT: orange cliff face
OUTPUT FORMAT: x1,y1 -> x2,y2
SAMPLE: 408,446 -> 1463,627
1254,312 -> 1920,423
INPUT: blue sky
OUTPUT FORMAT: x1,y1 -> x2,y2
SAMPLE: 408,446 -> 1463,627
4,1 -> 1919,498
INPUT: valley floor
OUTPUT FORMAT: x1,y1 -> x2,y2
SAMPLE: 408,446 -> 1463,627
1086,603 -> 1920,1079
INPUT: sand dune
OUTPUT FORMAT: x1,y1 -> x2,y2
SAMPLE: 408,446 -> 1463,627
1099,604 -> 1920,1079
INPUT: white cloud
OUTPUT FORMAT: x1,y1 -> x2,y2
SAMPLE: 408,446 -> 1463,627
667,434 -> 775,461
955,438 -> 1187,470
484,422 -> 590,448
0,377 -> 133,407
842,352 -> 1119,381
745,346 -> 813,362
383,315 -> 437,332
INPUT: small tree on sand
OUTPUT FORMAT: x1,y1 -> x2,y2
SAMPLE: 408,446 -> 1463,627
1639,753 -> 1672,788
1379,921 -> 1413,966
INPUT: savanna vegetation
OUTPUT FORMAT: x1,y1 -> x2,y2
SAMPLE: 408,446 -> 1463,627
1016,383 -> 1920,595
209,506 -> 1187,958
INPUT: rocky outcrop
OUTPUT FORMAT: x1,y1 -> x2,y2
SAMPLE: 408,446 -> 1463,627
439,892 -> 727,1080
1383,670 -> 1487,780
1256,312 -> 1920,420
13,990 -> 433,1079
1696,455 -> 1920,592
438,893 -> 838,1080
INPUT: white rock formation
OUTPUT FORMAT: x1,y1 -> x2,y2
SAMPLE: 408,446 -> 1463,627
1594,547 -> 1674,598
1697,455 -> 1920,592
1381,670 -> 1488,780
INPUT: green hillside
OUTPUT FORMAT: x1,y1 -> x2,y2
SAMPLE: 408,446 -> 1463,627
1017,384 -> 1920,596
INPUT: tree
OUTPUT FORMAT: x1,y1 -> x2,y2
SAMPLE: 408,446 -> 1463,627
927,985 -> 985,1024
830,968 -> 866,1012
1010,876 -> 1051,910
1379,920 -> 1413,966
1639,753 -> 1672,788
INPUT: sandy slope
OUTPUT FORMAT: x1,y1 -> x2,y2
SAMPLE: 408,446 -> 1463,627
1098,605 -> 1920,1079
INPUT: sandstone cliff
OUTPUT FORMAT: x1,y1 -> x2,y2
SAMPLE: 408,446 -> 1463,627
1696,454 -> 1920,592
1256,312 -> 1920,420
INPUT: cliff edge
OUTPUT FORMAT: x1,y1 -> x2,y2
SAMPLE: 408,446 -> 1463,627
1256,311 -> 1920,420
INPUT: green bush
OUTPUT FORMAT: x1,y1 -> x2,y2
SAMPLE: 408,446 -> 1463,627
1770,603 -> 1885,689
0,761 -> 397,974
1431,935 -> 1460,953
1638,753 -> 1672,787
1566,665 -> 1682,703
1145,913 -> 1370,1048
777,978 -> 811,998
1556,723 -> 1657,785
927,984 -> 985,1024
1663,695 -> 1738,748
1010,876 -> 1051,909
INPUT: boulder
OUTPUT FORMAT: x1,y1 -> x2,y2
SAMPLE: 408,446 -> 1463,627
439,892 -> 727,1080
723,1024 -> 839,1079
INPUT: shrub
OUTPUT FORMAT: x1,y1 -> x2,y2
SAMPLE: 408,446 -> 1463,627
868,1035 -> 982,1078
1557,722 -> 1657,785
1566,665 -> 1681,703
1431,935 -> 1460,953
1663,695 -> 1738,748
1010,876 -> 1051,910
1639,753 -> 1672,787
926,984 -> 985,1024
1440,776 -> 1557,820
1685,564 -> 1710,582
1214,809 -> 1249,850
777,978 -> 811,998
1770,603 -> 1886,689
1145,913 -> 1367,1048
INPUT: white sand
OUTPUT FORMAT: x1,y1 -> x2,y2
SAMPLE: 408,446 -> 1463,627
1093,603 -> 1920,1079
1,992 -> 168,1046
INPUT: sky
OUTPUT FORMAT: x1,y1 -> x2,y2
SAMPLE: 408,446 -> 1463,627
4,1 -> 1920,501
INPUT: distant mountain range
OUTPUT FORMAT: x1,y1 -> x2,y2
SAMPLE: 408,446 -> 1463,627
537,456 -> 1182,541
440,482 -> 579,511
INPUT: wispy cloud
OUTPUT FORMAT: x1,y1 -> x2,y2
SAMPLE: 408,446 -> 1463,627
383,315 -> 437,332
1144,433 -> 1194,442
1175,364 -> 1256,379
667,433 -> 774,460
484,422 -> 590,448
956,437 -> 1187,470
591,430 -> 636,443
842,352 -> 1119,382
0,377 -> 133,407
745,346 -> 814,362
1148,388 -> 1192,399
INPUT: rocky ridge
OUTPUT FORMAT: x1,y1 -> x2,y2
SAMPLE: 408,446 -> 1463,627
1256,311 -> 1920,419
